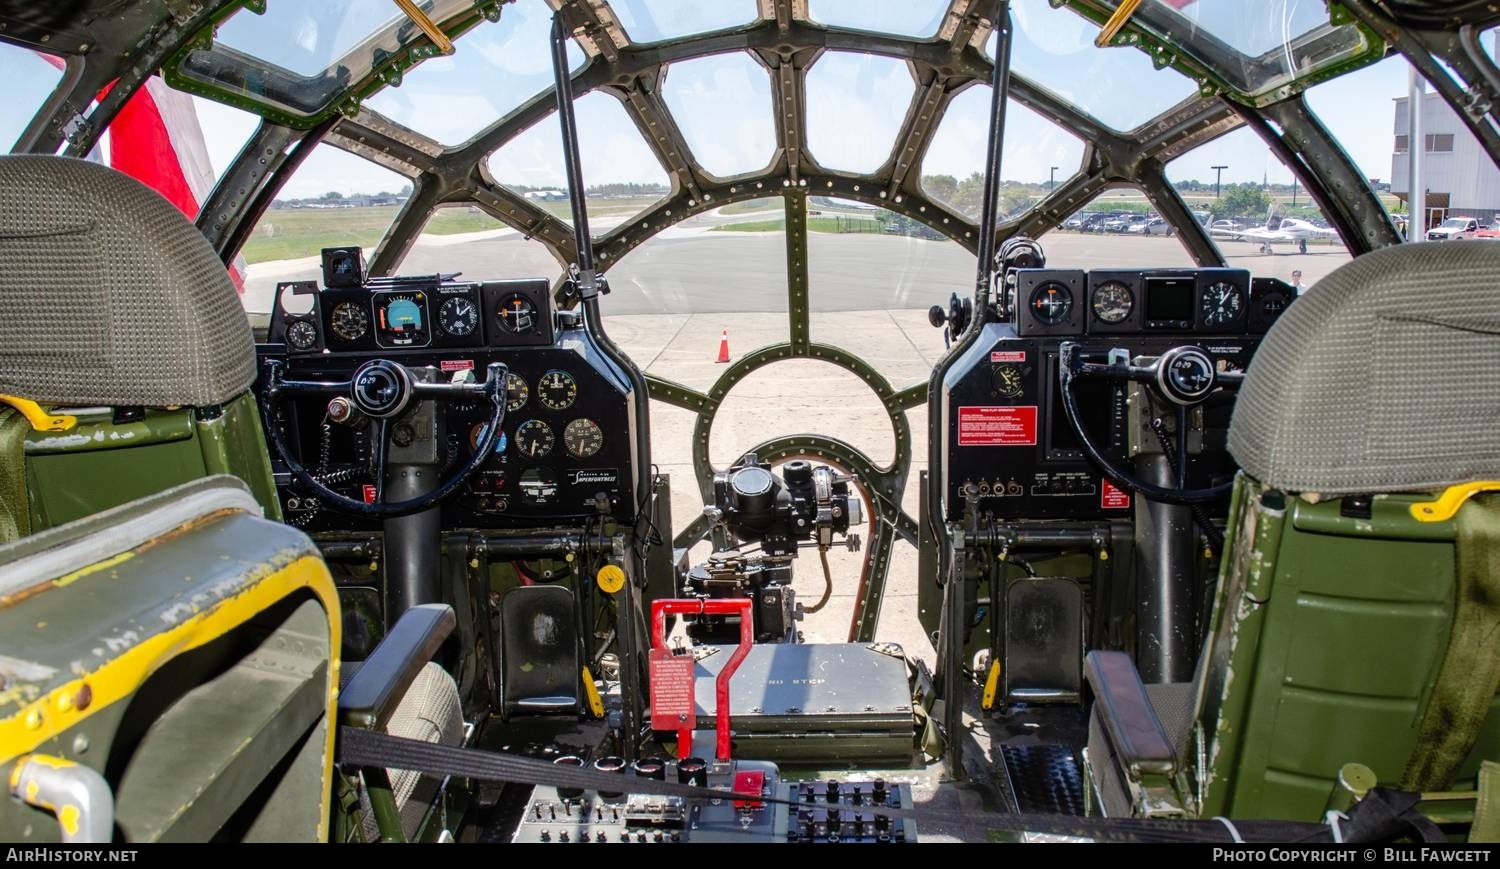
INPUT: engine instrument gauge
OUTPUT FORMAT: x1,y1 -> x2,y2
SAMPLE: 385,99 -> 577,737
329,301 -> 369,342
497,293 -> 538,333
505,371 -> 530,412
992,364 -> 1024,399
439,296 -> 479,337
1200,281 -> 1243,327
563,418 -> 604,458
286,319 -> 318,351
373,291 -> 430,347
514,420 -> 555,458
1091,280 -> 1134,324
537,370 -> 577,411
1028,281 -> 1073,326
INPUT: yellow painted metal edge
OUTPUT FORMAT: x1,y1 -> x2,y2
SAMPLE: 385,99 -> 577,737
582,666 -> 606,719
1094,0 -> 1144,47
1411,482 -> 1500,523
0,396 -> 75,432
392,0 -> 455,54
981,658 -> 1002,711
0,553 -> 342,840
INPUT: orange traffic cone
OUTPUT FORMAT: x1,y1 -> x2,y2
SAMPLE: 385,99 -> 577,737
715,329 -> 731,364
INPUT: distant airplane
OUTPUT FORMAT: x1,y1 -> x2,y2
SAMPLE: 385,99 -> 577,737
1220,211 -> 1340,254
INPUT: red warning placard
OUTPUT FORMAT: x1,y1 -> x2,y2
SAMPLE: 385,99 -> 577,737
1101,480 -> 1131,509
649,648 -> 696,731
990,350 -> 1027,363
958,406 -> 1037,446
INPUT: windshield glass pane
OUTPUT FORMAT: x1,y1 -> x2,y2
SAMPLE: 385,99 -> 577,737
216,0 -> 401,77
1304,54 -> 1424,237
805,52 -> 914,175
1,44 -> 63,152
1041,190 -> 1196,272
241,145 -> 411,313
486,91 -> 670,230
175,0 -> 476,120
191,95 -> 261,178
804,200 -> 972,389
1150,0 -> 1335,58
1077,0 -> 1378,96
806,0 -> 949,38
364,0 -> 583,146
1009,0 -> 1199,131
395,205 -> 561,278
921,85 -> 1085,220
660,52 -> 776,178
610,0 -> 758,44
1167,126 -> 1350,288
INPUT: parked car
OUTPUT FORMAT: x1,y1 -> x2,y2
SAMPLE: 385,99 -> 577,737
1208,219 -> 1245,237
1099,214 -> 1133,233
1127,216 -> 1173,236
1428,216 -> 1480,240
1473,218 -> 1500,239
1063,211 -> 1098,230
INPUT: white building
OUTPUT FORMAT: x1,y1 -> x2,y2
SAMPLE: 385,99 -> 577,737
1391,91 -> 1500,226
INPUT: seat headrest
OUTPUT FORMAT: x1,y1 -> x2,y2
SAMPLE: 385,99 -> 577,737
1229,240 -> 1500,495
0,156 -> 253,407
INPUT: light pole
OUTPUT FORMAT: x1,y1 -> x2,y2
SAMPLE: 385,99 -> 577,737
1212,165 -> 1229,199
1049,165 -> 1058,192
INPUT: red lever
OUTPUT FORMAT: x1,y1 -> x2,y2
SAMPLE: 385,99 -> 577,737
650,598 -> 754,761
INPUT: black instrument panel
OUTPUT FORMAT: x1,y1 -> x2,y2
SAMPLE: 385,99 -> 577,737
260,275 -> 635,532
276,276 -> 555,356
1016,267 -> 1254,337
942,265 -> 1280,522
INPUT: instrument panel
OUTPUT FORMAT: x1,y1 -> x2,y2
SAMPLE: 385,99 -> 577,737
277,276 -> 555,355
941,266 -> 1279,522
260,274 -> 636,532
1014,267 -> 1271,337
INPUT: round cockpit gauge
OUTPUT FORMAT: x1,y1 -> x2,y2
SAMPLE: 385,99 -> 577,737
514,420 -> 555,458
468,422 -> 508,455
373,292 -> 429,347
1200,281 -> 1243,327
497,293 -> 538,333
537,369 -> 578,411
1028,281 -> 1073,325
439,296 -> 479,337
1091,280 -> 1134,324
992,364 -> 1024,398
564,418 -> 604,458
286,319 -> 318,351
505,371 -> 530,412
329,301 -> 369,341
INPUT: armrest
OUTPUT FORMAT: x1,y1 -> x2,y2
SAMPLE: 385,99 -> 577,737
1084,650 -> 1178,778
339,604 -> 455,730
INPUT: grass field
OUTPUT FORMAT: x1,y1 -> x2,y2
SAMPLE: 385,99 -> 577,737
720,199 -> 781,215
712,215 -> 883,233
242,196 -> 662,264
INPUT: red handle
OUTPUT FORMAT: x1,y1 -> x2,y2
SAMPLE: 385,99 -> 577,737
650,598 -> 754,761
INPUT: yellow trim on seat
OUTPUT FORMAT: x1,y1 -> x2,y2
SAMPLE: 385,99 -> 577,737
0,553 -> 341,840
0,396 -> 75,432
1411,482 -> 1500,523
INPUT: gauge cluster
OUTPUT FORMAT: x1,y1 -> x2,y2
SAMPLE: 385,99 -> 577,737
271,276 -> 554,356
259,272 -> 636,532
1015,267 -> 1272,337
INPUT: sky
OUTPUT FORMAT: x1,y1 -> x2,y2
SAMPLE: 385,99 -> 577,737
0,0 -> 1475,201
